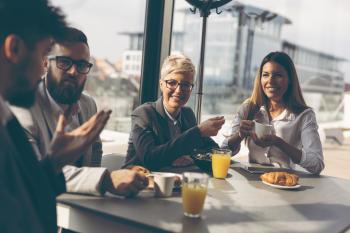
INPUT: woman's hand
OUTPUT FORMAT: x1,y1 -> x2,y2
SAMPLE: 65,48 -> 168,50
251,133 -> 302,164
198,116 -> 225,137
251,133 -> 282,147
238,120 -> 255,139
172,156 -> 194,167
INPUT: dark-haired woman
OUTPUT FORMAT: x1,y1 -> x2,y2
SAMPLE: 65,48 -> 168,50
224,52 -> 324,174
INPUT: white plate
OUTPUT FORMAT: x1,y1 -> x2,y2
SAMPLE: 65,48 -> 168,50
262,181 -> 301,189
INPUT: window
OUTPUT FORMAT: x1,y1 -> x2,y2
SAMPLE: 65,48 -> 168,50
170,0 -> 349,124
168,0 -> 350,179
51,0 -> 147,134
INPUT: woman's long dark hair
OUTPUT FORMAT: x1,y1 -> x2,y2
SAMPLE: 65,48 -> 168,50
245,51 -> 308,120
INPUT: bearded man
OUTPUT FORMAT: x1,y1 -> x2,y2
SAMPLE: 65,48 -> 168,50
12,27 -> 147,197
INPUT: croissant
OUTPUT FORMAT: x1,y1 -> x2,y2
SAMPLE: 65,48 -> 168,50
260,172 -> 299,186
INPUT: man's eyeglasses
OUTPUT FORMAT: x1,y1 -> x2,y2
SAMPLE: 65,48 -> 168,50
48,56 -> 93,74
163,79 -> 194,91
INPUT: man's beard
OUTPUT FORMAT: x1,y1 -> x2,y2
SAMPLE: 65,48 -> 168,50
46,68 -> 85,105
7,88 -> 37,108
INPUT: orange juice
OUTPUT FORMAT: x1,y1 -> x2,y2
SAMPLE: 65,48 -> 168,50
182,183 -> 207,216
212,154 -> 231,178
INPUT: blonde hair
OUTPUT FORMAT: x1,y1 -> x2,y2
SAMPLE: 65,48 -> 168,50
160,54 -> 196,80
246,51 -> 308,120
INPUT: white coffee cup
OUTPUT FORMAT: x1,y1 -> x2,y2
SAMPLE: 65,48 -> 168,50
254,120 -> 273,138
153,173 -> 176,197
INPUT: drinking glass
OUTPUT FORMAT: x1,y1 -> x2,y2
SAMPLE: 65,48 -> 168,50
211,148 -> 232,179
182,172 -> 209,218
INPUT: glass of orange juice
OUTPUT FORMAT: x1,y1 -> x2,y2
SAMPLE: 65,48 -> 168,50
211,148 -> 232,179
182,172 -> 209,218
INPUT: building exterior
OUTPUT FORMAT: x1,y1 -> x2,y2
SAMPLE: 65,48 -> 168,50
283,41 -> 345,95
283,41 -> 346,121
84,57 -> 139,132
122,50 -> 143,77
120,2 -> 346,120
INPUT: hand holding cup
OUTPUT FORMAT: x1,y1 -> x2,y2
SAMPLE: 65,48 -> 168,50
238,120 -> 254,139
253,120 -> 273,139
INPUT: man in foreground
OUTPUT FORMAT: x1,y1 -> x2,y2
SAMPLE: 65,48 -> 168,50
0,1 -> 110,232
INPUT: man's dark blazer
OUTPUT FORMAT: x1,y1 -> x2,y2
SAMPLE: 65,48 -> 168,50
0,118 -> 65,233
124,98 -> 217,170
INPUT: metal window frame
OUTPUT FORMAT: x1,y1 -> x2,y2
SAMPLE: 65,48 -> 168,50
139,0 -> 175,104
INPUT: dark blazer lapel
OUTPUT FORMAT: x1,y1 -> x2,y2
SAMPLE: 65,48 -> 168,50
155,97 -> 166,119
76,101 -> 88,165
179,106 -> 197,133
77,100 -> 87,124
154,97 -> 171,143
180,108 -> 189,132
37,81 -> 57,138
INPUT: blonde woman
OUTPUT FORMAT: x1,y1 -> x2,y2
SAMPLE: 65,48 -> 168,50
224,52 -> 324,174
125,54 -> 225,170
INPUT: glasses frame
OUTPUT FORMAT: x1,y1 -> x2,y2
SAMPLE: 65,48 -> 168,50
48,55 -> 93,74
163,79 -> 194,91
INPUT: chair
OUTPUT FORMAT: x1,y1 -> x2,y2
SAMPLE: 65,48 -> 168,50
324,128 -> 344,145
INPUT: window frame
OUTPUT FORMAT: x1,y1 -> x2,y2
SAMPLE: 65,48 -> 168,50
139,0 -> 174,104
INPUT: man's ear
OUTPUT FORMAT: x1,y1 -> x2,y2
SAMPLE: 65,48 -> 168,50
43,57 -> 49,73
3,34 -> 27,63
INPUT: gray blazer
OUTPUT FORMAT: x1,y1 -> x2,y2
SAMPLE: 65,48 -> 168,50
11,80 -> 107,196
125,97 -> 218,170
0,119 -> 65,233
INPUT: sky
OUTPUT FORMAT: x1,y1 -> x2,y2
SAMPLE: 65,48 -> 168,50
51,0 -> 350,82
51,0 -> 146,61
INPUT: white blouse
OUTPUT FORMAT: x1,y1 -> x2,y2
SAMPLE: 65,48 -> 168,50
222,103 -> 324,174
